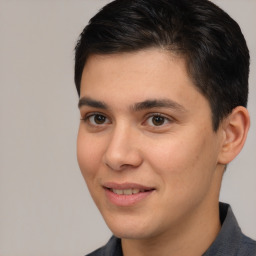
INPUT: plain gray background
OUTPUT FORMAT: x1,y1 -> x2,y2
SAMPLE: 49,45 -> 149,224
0,0 -> 255,255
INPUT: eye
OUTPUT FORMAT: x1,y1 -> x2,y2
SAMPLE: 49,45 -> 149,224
82,113 -> 110,126
146,114 -> 171,127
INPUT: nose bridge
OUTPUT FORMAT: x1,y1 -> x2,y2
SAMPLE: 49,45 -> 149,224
103,121 -> 142,171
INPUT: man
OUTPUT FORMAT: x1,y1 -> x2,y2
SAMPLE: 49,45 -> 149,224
74,0 -> 256,255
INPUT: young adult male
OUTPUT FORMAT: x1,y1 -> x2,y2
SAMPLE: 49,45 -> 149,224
74,0 -> 256,255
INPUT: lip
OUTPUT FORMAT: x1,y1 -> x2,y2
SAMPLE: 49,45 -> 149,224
103,182 -> 155,207
103,182 -> 154,190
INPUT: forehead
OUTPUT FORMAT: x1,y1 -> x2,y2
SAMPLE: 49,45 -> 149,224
82,49 -> 188,91
80,48 -> 210,114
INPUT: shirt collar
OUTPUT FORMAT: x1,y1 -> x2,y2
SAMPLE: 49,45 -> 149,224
203,202 -> 242,256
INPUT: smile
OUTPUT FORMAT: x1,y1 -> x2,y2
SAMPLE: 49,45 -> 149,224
103,182 -> 155,206
111,188 -> 143,195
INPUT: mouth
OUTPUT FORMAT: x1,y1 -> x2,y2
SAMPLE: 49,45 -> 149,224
108,188 -> 152,195
103,182 -> 155,206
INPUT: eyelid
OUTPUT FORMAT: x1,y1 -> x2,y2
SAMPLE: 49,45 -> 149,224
81,110 -> 105,118
81,112 -> 111,125
145,112 -> 173,120
80,111 -> 174,129
143,112 -> 174,126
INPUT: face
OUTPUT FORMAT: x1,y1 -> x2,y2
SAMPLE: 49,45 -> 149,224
77,49 -> 224,240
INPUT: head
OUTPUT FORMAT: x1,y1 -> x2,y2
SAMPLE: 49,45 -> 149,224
75,0 -> 250,131
75,0 -> 250,244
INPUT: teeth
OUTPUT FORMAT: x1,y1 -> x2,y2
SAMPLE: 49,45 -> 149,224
112,189 -> 123,195
124,189 -> 132,195
112,188 -> 141,195
132,188 -> 140,194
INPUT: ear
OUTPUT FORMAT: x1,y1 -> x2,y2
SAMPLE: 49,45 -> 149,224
218,106 -> 250,165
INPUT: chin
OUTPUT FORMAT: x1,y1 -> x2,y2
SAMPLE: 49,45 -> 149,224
104,215 -> 158,240
111,228 -> 151,240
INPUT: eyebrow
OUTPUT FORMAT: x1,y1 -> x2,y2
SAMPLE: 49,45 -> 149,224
132,99 -> 187,112
78,97 -> 107,109
78,96 -> 187,113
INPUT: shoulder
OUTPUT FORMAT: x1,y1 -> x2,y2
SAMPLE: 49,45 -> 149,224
85,236 -> 122,256
237,234 -> 256,256
204,203 -> 256,256
86,247 -> 103,256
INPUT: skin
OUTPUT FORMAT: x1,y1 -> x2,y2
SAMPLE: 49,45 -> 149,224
77,48 -> 250,256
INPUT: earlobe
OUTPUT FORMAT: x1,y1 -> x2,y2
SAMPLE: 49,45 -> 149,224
218,106 -> 250,165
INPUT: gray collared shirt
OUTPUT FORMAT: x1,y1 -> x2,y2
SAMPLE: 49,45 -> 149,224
86,202 -> 256,256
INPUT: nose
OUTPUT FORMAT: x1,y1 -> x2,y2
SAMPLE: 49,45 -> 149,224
103,124 -> 143,171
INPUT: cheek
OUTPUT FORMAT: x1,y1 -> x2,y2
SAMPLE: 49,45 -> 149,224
77,129 -> 103,181
146,132 -> 216,189
146,137 -> 196,173
145,134 -> 218,220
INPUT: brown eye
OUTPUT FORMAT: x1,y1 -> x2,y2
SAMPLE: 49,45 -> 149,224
94,114 -> 106,124
88,114 -> 109,125
146,114 -> 170,127
152,116 -> 165,126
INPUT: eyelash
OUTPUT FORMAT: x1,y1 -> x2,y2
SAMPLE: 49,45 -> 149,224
81,112 -> 110,126
81,112 -> 173,128
144,113 -> 172,127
